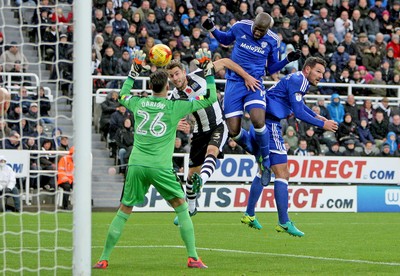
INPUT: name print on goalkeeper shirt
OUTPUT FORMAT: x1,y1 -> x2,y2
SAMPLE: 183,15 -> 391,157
141,100 -> 166,109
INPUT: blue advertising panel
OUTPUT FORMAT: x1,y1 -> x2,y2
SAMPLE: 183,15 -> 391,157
357,186 -> 400,212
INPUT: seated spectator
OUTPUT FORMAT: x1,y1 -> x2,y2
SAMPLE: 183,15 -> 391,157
13,117 -> 33,139
387,73 -> 400,97
361,141 -> 377,157
159,12 -> 178,44
337,113 -> 360,146
39,138 -> 56,191
351,70 -> 368,96
327,93 -> 345,124
319,69 -> 337,95
283,126 -> 298,151
58,135 -> 70,152
93,8 -> 107,33
57,146 -> 74,210
325,33 -> 339,56
117,50 -> 131,76
5,131 -> 21,150
317,99 -> 331,120
110,11 -> 129,37
294,139 -> 310,156
343,139 -> 358,156
100,47 -> 119,78
173,137 -> 188,173
0,155 -> 20,212
331,45 -> 350,72
325,141 -> 343,156
380,59 -> 394,84
115,118 -> 134,174
362,45 -> 381,73
386,131 -> 398,155
374,33 -> 387,57
223,138 -> 245,155
22,136 -> 39,189
302,126 -> 321,156
358,118 -> 375,145
0,41 -> 29,72
336,68 -> 352,95
370,110 -> 389,148
284,140 -> 294,155
35,86 -> 53,124
379,142 -> 399,157
334,10 -> 353,42
368,71 -> 387,97
388,114 -> 400,143
359,99 -> 376,124
364,10 -> 380,42
386,34 -> 400,59
351,9 -> 364,38
25,103 -> 40,129
344,94 -> 359,123
358,65 -> 374,83
11,86 -> 33,114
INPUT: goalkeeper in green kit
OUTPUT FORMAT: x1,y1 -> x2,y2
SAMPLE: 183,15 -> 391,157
94,49 -> 215,270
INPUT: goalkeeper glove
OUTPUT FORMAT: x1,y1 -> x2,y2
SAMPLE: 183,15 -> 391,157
194,48 -> 215,77
129,50 -> 150,78
202,18 -> 216,32
287,49 -> 301,62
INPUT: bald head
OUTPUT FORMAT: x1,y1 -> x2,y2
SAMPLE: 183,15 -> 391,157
253,12 -> 272,39
0,88 -> 11,117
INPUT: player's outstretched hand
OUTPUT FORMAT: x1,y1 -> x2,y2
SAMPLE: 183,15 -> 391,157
316,114 -> 328,121
129,50 -> 150,78
323,120 -> 339,132
287,49 -> 301,62
243,74 -> 262,92
194,48 -> 215,77
202,18 -> 216,32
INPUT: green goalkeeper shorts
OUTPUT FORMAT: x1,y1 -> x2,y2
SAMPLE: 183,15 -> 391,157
121,165 -> 184,206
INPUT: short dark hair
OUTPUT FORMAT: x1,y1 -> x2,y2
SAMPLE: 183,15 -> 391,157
149,70 -> 169,93
302,57 -> 327,70
165,59 -> 185,71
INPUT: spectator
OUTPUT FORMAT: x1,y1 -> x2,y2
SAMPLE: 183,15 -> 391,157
25,103 -> 40,129
361,140 -> 377,156
370,0 -> 385,20
284,140 -> 294,155
0,155 -> 20,212
0,41 -> 29,72
343,139 -> 358,156
368,71 -> 387,97
93,8 -> 107,33
380,59 -> 394,84
173,137 -> 187,173
101,24 -> 114,51
314,44 -> 331,66
389,2 -> 400,22
135,0 -> 154,22
358,117 -> 375,145
282,126 -> 298,151
380,11 -> 393,42
317,99 -> 331,120
302,126 -> 321,156
100,47 -> 119,77
352,70 -> 368,96
120,0 -> 133,22
109,104 -> 131,142
39,138 -> 56,191
331,45 -> 350,72
325,141 -> 343,156
336,68 -> 352,95
117,50 -> 131,76
99,91 -> 119,141
340,32 -> 360,57
234,1 -> 252,21
57,146 -> 74,210
370,110 -> 389,147
323,0 -> 337,21
4,131 -> 21,150
286,2 -> 300,29
334,10 -> 353,42
386,131 -> 398,155
110,36 -> 124,59
215,3 -> 234,30
327,93 -> 345,124
35,86 -> 52,124
319,69 -> 338,95
379,142 -> 399,157
354,0 -> 370,19
363,10 -> 381,42
387,73 -> 400,97
123,24 -> 138,46
58,135 -> 70,151
143,11 -> 160,43
223,138 -> 246,155
315,7 -> 334,38
337,113 -> 360,145
278,17 -> 295,44
359,99 -> 376,125
294,139 -> 310,156
355,33 -> 371,60
362,45 -> 381,73
374,33 -> 387,57
104,0 -> 116,21
386,34 -> 400,58
344,94 -> 359,123
351,9 -> 364,38
155,0 -> 173,23
159,12 -> 178,44
114,118 -> 134,174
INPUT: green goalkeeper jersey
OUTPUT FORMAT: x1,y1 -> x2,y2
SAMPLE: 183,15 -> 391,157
119,76 -> 217,169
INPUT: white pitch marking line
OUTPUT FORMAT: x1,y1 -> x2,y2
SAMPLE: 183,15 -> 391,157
92,245 -> 400,267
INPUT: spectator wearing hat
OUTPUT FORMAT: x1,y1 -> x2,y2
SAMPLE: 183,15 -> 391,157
363,9 -> 381,42
386,34 -> 400,59
286,2 -> 300,29
379,142 -> 399,157
351,9 -> 365,38
343,139 -> 358,156
25,102 -> 41,129
316,7 -> 335,39
355,33 -> 371,59
180,36 -> 195,64
160,12 -> 179,44
0,155 -> 20,212
278,17 -> 295,44
358,117 -> 375,145
385,131 -> 398,154
354,0 -> 370,19
389,1 -> 400,22
334,10 -> 353,42
179,13 -> 192,37
325,141 -> 343,156
282,126 -> 299,152
111,11 -> 129,37
375,97 -> 394,121
370,0 -> 386,19
215,3 -> 234,31
380,10 -> 393,41
358,65 -> 373,83
327,93 -> 345,124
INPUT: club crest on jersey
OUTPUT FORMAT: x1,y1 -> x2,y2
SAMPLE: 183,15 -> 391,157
295,93 -> 303,102
261,41 -> 268,48
190,81 -> 200,91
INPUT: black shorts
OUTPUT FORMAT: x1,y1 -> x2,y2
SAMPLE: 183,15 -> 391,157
189,123 -> 228,168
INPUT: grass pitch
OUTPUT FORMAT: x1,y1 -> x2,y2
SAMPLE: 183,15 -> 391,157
1,212 -> 400,275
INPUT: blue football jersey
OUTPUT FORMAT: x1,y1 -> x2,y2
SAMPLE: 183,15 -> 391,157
213,20 -> 280,81
266,72 -> 310,119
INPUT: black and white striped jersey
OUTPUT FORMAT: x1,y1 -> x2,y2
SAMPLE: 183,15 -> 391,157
169,69 -> 225,133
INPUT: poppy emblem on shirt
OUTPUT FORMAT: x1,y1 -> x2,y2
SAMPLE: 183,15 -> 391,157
295,93 -> 303,102
185,87 -> 193,94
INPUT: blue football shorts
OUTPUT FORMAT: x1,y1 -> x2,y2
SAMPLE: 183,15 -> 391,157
223,79 -> 266,119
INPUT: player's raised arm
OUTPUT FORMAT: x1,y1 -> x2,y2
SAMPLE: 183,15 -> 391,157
214,58 -> 261,92
202,18 -> 235,45
119,50 -> 150,106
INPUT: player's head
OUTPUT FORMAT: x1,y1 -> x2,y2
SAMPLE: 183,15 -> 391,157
166,59 -> 187,90
302,57 -> 326,86
149,70 -> 169,94
252,12 -> 272,39
0,87 -> 11,117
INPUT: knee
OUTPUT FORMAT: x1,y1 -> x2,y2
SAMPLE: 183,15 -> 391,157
252,119 -> 265,129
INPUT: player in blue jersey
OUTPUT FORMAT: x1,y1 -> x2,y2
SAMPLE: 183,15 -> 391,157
202,13 -> 301,186
241,57 -> 338,235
